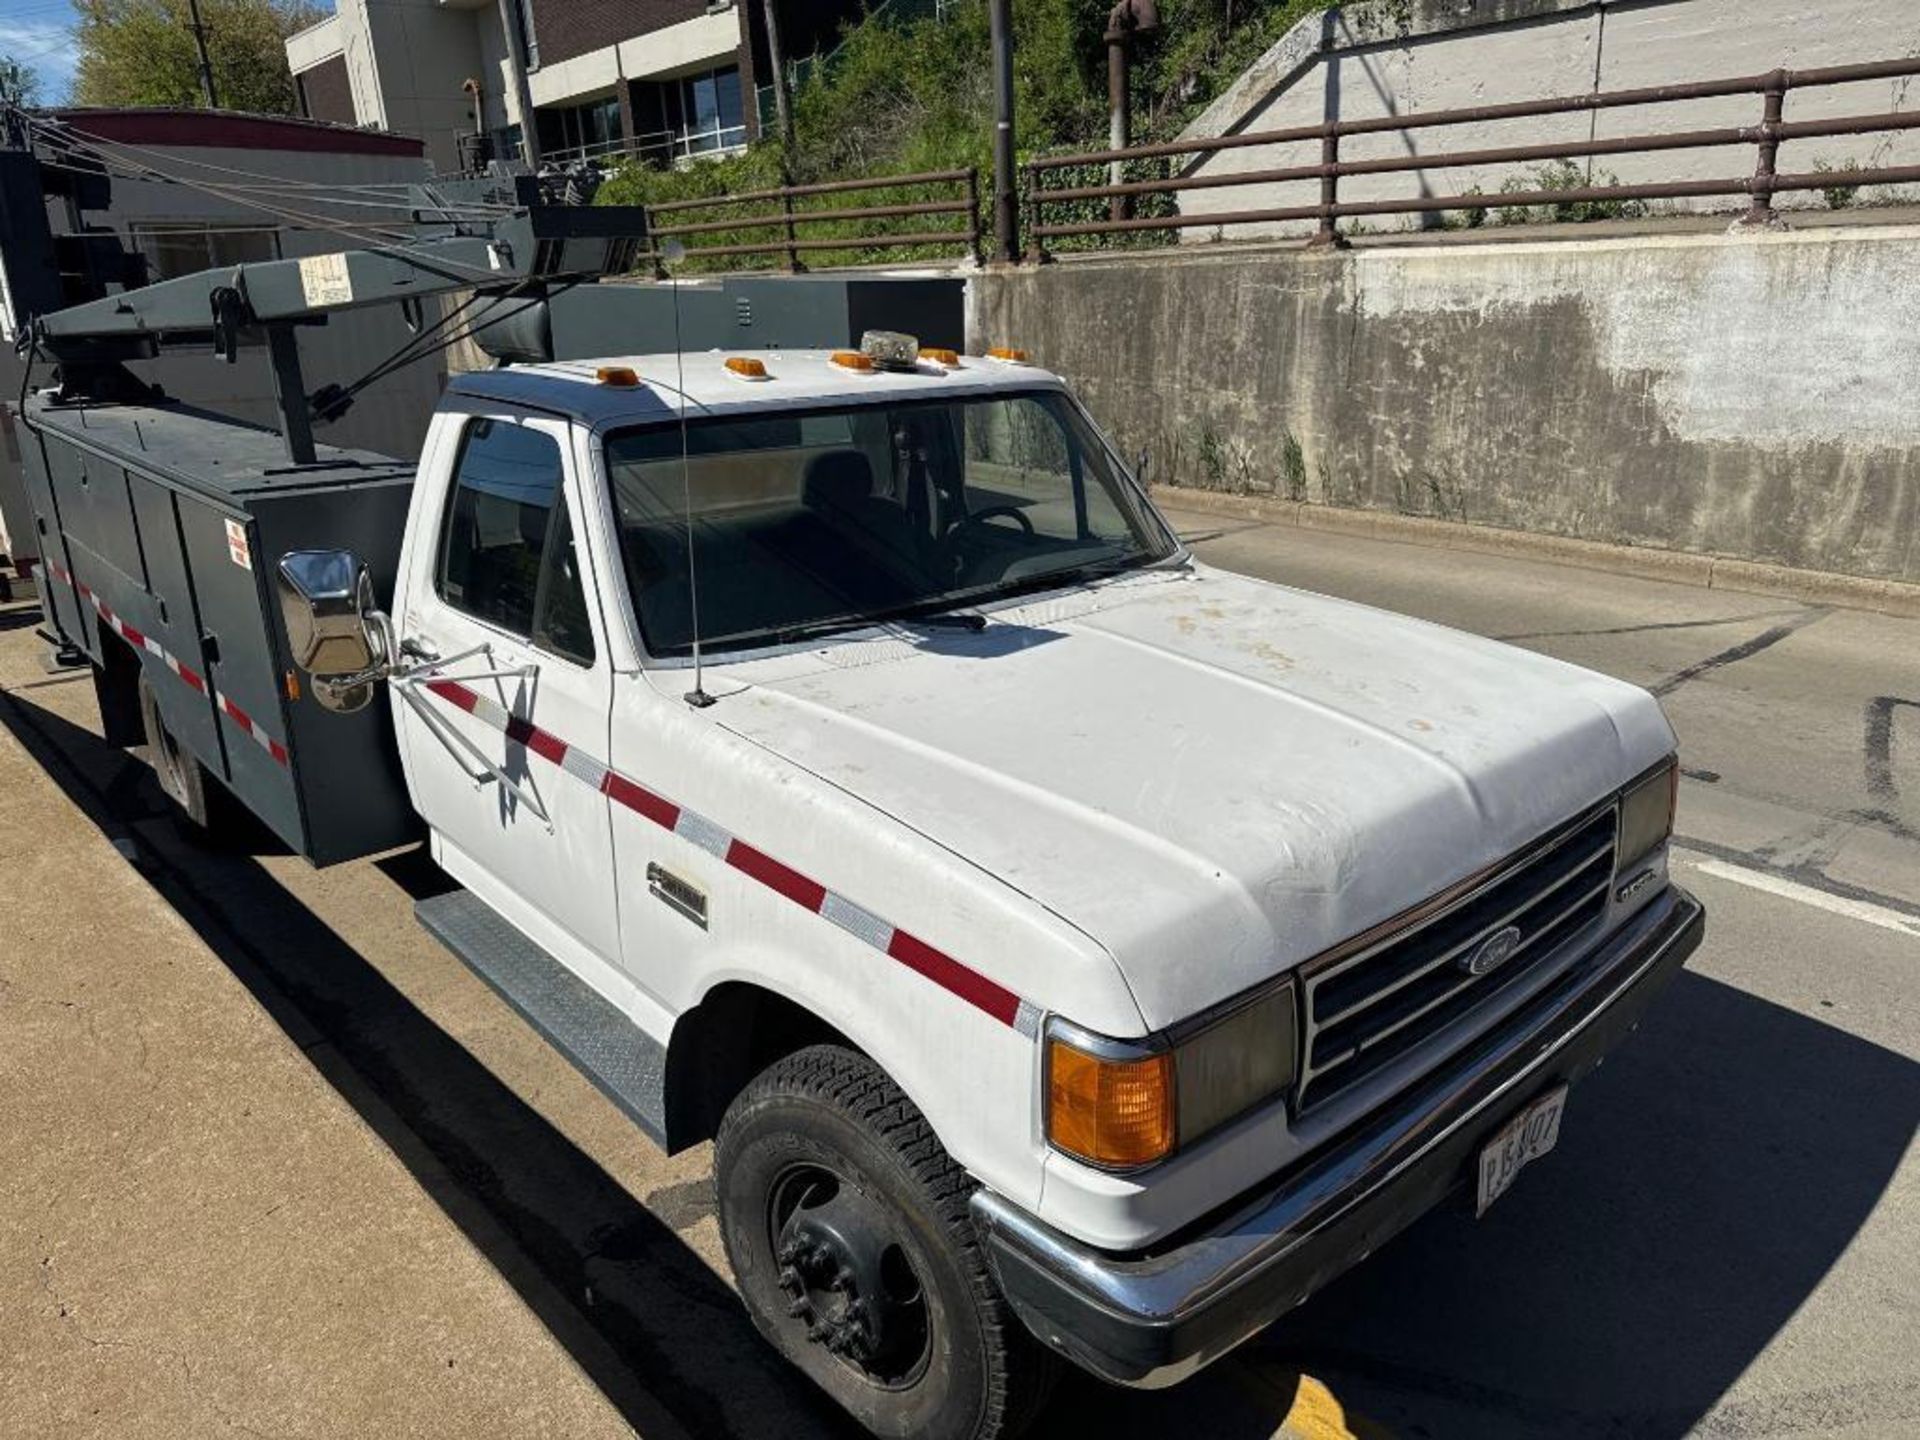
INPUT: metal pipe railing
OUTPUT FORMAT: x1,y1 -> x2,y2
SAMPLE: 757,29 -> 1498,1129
640,168 -> 981,274
1023,55 -> 1920,258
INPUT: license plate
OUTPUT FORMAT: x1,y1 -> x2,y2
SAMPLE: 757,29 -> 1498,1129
1476,1086 -> 1567,1216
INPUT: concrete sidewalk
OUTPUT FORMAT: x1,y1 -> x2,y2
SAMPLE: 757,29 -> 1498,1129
0,670 -> 638,1438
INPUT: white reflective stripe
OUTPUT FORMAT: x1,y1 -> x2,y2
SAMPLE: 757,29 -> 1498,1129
467,691 -> 510,732
144,637 -> 166,659
1013,1000 -> 1045,1039
820,891 -> 895,953
674,808 -> 733,859
560,746 -> 608,790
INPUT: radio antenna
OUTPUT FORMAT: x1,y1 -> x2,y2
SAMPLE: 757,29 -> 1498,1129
663,239 -> 714,709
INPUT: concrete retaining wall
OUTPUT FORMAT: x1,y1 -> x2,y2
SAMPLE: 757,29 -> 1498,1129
969,224 -> 1920,584
1178,0 -> 1920,241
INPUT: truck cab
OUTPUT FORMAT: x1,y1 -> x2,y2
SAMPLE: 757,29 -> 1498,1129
278,338 -> 1700,1437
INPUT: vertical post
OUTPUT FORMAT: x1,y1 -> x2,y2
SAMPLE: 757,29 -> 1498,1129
989,0 -> 1019,265
1107,27 -> 1132,224
184,0 -> 219,109
266,326 -> 316,467
494,0 -> 542,168
781,188 -> 804,273
1308,122 -> 1346,249
965,167 -> 985,266
762,0 -> 795,150
1025,165 -> 1050,264
1743,69 -> 1787,228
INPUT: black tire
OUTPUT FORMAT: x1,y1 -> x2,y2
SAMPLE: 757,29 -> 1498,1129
715,1044 -> 1058,1440
138,672 -> 216,829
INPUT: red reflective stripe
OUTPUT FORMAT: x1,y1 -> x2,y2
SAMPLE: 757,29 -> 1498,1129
726,839 -> 828,913
412,679 -> 1025,1026
887,930 -> 1022,1026
223,698 -> 253,732
268,739 -> 289,765
426,678 -> 479,713
603,772 -> 680,830
178,667 -> 205,694
120,623 -> 146,649
505,714 -> 569,767
526,728 -> 569,765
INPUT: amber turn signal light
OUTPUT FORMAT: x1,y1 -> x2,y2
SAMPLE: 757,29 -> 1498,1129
724,356 -> 770,380
595,366 -> 640,387
829,350 -> 877,371
1047,1039 -> 1175,1168
986,346 -> 1030,363
920,347 -> 961,367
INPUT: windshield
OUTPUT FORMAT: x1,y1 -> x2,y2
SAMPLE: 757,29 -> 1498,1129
605,388 -> 1177,657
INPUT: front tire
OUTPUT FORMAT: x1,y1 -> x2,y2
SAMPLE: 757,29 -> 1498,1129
714,1045 -> 1057,1440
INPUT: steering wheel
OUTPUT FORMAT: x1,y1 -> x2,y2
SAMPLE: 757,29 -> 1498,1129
952,504 -> 1036,538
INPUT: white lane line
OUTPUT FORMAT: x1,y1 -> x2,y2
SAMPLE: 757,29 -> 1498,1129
1676,852 -> 1920,939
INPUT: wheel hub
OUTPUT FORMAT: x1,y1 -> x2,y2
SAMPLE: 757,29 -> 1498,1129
771,1171 -> 927,1382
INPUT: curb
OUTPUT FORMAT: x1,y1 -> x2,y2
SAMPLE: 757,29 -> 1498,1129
1155,487 -> 1920,619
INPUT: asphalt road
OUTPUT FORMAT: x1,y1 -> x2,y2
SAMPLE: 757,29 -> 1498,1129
2,510 -> 1915,1440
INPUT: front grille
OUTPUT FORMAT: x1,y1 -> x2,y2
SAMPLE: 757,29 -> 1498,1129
1297,804 -> 1619,1113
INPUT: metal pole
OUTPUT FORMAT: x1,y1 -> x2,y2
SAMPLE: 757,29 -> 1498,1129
989,0 -> 1018,264
1308,123 -> 1346,248
763,0 -> 795,150
266,326 -> 316,467
781,187 -> 804,273
494,0 -> 542,168
1742,69 -> 1786,227
1106,28 -> 1131,223
185,0 -> 219,109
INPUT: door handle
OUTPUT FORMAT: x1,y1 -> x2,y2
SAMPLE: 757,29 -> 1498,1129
400,636 -> 441,664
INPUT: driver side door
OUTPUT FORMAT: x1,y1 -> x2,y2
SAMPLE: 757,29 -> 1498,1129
392,405 -> 622,978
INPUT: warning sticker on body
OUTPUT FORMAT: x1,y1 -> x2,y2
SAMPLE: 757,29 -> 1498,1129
225,518 -> 252,571
298,252 -> 353,308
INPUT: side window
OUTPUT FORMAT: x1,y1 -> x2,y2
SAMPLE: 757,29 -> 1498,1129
436,418 -> 596,664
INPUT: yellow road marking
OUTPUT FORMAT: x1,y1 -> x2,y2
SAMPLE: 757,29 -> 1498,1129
1281,1373 -> 1362,1440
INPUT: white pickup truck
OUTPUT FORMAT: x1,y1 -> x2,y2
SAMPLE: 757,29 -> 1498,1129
33,330 -> 1703,1439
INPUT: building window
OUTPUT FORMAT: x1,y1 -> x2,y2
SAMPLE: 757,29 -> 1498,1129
633,66 -> 747,166
536,95 -> 624,163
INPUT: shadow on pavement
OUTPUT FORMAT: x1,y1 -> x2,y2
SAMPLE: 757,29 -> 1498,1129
1,687 -> 859,1440
7,680 -> 1915,1440
1211,969 -> 1919,1439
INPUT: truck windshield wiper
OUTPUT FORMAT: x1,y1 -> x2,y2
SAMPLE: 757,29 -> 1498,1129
763,605 -> 987,648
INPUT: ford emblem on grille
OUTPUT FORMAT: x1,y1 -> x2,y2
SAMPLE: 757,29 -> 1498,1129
1462,924 -> 1524,976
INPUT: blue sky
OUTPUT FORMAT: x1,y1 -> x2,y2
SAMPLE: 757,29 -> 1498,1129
0,0 -> 341,104
1,0 -> 81,102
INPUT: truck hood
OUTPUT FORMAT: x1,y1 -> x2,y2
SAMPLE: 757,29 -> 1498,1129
717,565 -> 1674,1032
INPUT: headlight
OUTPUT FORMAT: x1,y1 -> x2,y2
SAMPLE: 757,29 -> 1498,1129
1045,980 -> 1297,1170
1618,757 -> 1678,872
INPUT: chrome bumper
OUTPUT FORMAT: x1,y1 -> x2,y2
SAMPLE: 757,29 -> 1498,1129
970,886 -> 1705,1389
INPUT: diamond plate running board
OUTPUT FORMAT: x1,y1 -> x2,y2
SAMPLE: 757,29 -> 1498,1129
415,889 -> 668,1146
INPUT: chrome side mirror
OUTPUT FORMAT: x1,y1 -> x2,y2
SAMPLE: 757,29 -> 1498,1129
277,549 -> 391,714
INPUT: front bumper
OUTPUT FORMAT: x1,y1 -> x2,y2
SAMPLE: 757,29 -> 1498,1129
971,885 -> 1705,1388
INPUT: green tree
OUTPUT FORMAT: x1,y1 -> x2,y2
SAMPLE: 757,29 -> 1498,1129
72,0 -> 326,114
0,56 -> 44,109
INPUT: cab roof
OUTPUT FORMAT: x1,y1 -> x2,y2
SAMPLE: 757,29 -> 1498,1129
446,348 -> 1064,429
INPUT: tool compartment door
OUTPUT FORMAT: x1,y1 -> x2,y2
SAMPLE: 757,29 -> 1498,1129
17,429 -> 88,646
123,474 -> 226,777
175,500 -> 304,851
